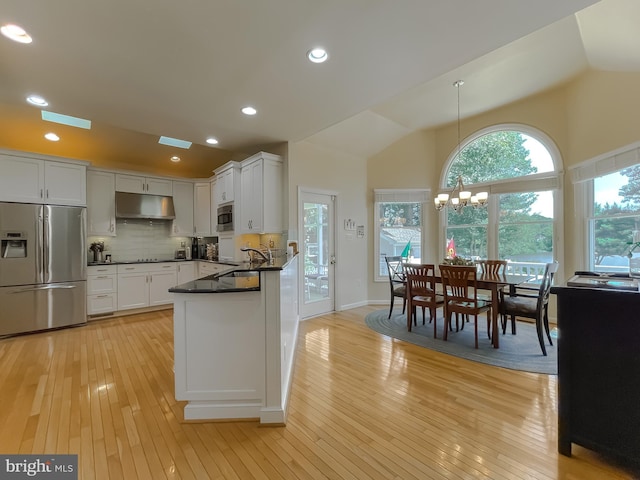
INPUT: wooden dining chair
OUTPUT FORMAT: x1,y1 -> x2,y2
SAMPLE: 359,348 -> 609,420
440,264 -> 492,349
404,264 -> 445,336
476,259 -> 507,276
499,261 -> 559,356
475,259 -> 508,304
384,255 -> 406,319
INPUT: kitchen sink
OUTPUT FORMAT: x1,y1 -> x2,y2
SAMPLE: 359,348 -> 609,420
221,271 -> 259,278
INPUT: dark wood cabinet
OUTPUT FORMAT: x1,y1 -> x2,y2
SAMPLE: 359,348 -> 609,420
551,283 -> 640,467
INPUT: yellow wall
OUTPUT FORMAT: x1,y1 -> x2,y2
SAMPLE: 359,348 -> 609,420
367,129 -> 438,300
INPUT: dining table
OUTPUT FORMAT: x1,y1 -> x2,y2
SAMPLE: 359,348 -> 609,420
431,270 -> 534,348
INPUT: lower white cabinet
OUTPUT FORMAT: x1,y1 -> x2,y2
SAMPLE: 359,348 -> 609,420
87,265 -> 118,316
177,262 -> 197,284
117,263 -> 178,311
198,261 -> 234,278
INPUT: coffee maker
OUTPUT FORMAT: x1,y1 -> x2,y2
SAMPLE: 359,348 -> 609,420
191,237 -> 217,259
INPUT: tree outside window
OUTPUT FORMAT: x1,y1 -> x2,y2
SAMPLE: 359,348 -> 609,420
591,166 -> 640,272
444,130 -> 555,265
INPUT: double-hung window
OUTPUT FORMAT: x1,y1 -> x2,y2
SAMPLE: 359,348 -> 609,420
572,145 -> 640,273
374,189 -> 428,281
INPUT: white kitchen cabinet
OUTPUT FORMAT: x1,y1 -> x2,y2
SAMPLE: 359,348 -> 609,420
148,268 -> 178,306
177,262 -> 197,284
194,182 -> 212,235
115,173 -> 172,196
117,269 -> 148,310
117,263 -> 177,311
171,180 -> 194,236
213,161 -> 240,205
0,154 -> 86,206
87,170 -> 116,236
218,234 -> 235,262
198,261 -> 234,278
239,152 -> 282,234
87,264 -> 118,316
210,178 -> 219,233
44,161 -> 87,205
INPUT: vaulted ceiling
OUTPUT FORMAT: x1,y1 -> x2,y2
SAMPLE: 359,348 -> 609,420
2,0 -> 637,177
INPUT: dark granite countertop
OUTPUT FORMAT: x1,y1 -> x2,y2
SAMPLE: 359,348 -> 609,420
169,255 -> 295,293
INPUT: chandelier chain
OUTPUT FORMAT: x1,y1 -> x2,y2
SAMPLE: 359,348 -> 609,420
434,80 -> 488,212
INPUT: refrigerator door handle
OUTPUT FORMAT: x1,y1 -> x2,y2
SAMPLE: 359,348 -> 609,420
43,206 -> 50,283
10,285 -> 77,293
36,206 -> 45,284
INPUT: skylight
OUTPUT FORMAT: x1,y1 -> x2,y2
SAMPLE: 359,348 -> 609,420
158,136 -> 192,149
41,111 -> 91,129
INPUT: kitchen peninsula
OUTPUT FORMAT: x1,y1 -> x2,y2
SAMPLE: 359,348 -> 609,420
169,255 -> 298,424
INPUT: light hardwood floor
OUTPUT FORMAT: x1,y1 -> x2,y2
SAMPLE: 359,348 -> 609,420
0,305 -> 636,479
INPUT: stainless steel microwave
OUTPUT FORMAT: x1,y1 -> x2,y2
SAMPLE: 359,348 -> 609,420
216,204 -> 233,232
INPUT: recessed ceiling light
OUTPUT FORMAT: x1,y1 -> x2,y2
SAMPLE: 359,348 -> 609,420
206,137 -> 219,145
44,132 -> 60,142
307,48 -> 328,63
158,136 -> 192,149
242,106 -> 257,116
1,24 -> 32,44
26,95 -> 48,107
41,110 -> 91,129
170,156 -> 181,163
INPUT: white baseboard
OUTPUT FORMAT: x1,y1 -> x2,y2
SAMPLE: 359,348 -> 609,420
338,300 -> 369,310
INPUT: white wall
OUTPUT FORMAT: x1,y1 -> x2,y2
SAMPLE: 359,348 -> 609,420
289,141 -> 369,310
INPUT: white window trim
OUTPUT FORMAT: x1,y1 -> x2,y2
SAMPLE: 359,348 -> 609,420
572,140 -> 640,271
374,189 -> 429,282
569,140 -> 640,184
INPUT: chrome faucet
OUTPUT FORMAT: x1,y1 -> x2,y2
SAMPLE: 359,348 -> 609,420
240,246 -> 272,264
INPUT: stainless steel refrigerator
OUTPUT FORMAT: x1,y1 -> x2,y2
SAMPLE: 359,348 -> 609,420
0,202 -> 87,336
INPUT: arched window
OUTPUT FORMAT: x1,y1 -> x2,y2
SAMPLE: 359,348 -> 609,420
439,124 -> 562,274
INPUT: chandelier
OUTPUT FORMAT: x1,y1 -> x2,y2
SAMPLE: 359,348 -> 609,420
434,80 -> 488,212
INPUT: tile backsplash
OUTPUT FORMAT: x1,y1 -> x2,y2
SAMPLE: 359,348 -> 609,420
88,219 -> 190,262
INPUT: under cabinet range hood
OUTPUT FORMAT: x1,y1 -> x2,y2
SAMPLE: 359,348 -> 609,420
115,192 -> 176,220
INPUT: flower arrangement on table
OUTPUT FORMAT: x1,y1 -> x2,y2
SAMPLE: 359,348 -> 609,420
441,255 -> 475,266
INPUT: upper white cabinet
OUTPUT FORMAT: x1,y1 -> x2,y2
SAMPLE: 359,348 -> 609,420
87,170 -> 116,236
172,180 -> 194,236
0,154 -> 86,206
213,161 -> 240,205
115,173 -> 172,196
239,152 -> 283,234
45,161 -> 87,205
194,182 -> 212,236
210,177 -> 219,233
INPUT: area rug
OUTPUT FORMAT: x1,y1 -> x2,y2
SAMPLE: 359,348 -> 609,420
365,309 -> 557,375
